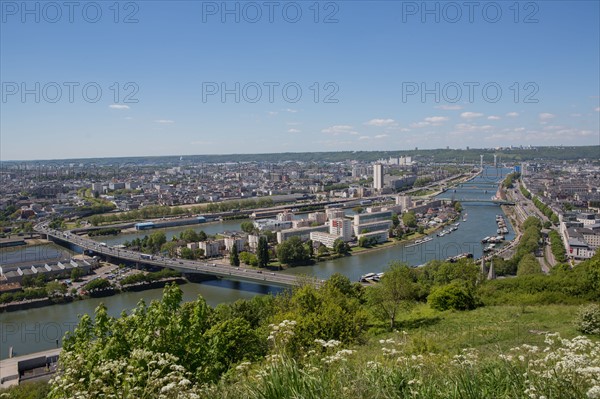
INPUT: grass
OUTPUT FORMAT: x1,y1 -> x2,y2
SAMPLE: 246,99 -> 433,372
387,303 -> 583,355
206,303 -> 598,399
3,303 -> 596,398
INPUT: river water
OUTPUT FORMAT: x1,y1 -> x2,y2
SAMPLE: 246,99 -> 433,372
0,167 -> 513,359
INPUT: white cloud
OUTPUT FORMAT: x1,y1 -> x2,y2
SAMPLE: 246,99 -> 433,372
287,128 -> 301,133
284,108 -> 298,113
124,116 -> 133,120
364,118 -> 396,127
487,115 -> 501,120
155,119 -> 174,124
570,113 -> 582,117
410,116 -> 448,129
321,125 -> 357,135
424,116 -> 448,124
543,125 -> 565,131
109,104 -> 130,110
595,107 -> 600,112
358,136 -> 371,140
435,104 -> 463,110
539,113 -> 556,120
506,112 -> 519,117
374,134 -> 389,139
454,123 -> 493,132
410,121 -> 430,128
460,112 -> 484,119
267,111 -> 278,116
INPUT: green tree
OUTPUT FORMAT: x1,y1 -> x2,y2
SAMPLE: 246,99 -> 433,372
257,236 -> 270,267
333,238 -> 350,255
352,206 -> 364,214
317,245 -> 330,257
180,228 -> 199,243
517,253 -> 542,276
180,247 -> 195,260
46,281 -> 67,296
70,268 -> 84,282
23,221 -> 34,237
230,245 -> 240,267
367,262 -> 419,330
454,201 -> 463,213
428,281 -> 476,311
148,231 -> 167,253
402,212 -> 417,228
276,236 -> 310,266
161,241 -> 179,257
240,221 -> 255,234
198,230 -> 208,241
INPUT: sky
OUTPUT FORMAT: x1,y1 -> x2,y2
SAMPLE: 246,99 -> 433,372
1,0 -> 599,161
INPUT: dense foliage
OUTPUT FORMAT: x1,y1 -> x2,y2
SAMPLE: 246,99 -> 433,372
575,303 -> 600,335
502,172 -> 520,188
276,237 -> 312,266
549,230 -> 567,263
120,268 -> 181,286
82,278 -> 112,292
44,252 -> 600,397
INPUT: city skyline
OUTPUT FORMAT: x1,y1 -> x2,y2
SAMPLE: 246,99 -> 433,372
1,1 -> 599,161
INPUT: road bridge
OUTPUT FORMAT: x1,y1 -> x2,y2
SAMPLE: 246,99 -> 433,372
36,226 -> 314,289
437,197 -> 514,205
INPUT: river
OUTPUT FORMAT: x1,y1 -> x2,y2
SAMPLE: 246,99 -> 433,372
0,167 -> 514,359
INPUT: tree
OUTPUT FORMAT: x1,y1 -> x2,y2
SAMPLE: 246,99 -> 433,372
333,238 -> 350,255
276,236 -> 310,266
305,239 -> 314,258
181,247 -> 195,260
428,282 -> 476,311
367,262 -> 419,330
161,241 -> 179,257
454,201 -> 463,213
70,268 -> 84,282
46,281 -> 67,296
180,228 -> 199,243
23,222 -> 34,237
257,236 -> 269,267
317,245 -> 329,257
402,212 -> 417,228
352,206 -> 364,214
230,245 -> 240,266
148,231 -> 167,254
517,253 -> 542,276
358,236 -> 371,248
198,230 -> 208,241
240,221 -> 255,234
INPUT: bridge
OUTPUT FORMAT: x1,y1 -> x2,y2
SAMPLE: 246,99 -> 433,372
36,226 -> 313,289
437,197 -> 514,205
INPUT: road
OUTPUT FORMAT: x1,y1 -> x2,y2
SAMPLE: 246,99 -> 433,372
35,225 -> 317,289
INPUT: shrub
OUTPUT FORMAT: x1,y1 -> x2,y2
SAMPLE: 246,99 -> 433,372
575,303 -> 600,335
427,282 -> 476,311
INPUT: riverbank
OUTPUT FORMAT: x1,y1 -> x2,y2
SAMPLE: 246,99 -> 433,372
0,277 -> 187,313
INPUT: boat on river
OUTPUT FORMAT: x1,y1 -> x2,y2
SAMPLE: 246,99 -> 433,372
406,237 -> 433,247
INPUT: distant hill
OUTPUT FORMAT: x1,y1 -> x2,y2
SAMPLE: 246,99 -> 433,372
1,145 -> 598,165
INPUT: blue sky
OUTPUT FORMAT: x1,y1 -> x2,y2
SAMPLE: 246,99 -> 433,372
1,0 -> 599,160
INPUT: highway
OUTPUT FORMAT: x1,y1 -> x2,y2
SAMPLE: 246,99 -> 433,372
35,226 -> 315,289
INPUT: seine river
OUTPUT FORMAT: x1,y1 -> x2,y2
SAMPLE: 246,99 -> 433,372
0,167 -> 513,359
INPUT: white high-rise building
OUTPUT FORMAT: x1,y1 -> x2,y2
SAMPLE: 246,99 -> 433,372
396,194 -> 412,211
373,164 -> 384,190
329,218 -> 353,242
